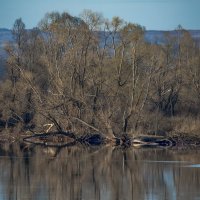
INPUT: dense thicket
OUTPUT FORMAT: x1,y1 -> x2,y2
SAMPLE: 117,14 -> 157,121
1,10 -> 200,137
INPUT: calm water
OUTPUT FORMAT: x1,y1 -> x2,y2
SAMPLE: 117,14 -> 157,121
0,143 -> 200,200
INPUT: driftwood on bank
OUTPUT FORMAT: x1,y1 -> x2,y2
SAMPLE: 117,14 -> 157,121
23,131 -> 174,148
23,131 -> 119,147
22,130 -> 200,149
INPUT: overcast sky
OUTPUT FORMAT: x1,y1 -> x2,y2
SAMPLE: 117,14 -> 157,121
0,0 -> 200,30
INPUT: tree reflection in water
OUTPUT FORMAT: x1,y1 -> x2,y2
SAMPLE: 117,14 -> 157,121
0,143 -> 200,200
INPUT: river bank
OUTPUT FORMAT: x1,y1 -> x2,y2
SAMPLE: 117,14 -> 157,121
0,129 -> 200,149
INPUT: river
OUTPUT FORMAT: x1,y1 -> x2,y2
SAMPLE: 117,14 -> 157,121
0,143 -> 199,200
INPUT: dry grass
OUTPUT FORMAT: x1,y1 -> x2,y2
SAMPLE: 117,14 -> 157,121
171,115 -> 200,135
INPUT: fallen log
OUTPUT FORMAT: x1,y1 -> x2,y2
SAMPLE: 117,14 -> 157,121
23,131 -> 76,147
132,135 -> 176,148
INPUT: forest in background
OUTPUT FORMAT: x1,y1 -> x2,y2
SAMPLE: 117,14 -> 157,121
0,10 -> 200,138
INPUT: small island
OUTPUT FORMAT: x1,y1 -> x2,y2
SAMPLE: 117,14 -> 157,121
0,11 -> 200,150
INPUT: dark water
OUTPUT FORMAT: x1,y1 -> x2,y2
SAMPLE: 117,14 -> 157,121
0,143 -> 200,200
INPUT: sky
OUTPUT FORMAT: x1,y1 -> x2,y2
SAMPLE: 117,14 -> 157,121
0,0 -> 200,30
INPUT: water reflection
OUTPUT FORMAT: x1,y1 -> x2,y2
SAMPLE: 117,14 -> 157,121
0,143 -> 200,200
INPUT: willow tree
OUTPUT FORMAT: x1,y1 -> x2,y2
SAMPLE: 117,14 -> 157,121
115,23 -> 150,133
2,18 -> 37,129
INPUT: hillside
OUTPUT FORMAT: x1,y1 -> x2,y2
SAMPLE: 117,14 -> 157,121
0,28 -> 13,57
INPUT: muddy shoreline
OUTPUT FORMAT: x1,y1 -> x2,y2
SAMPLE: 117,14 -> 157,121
0,131 -> 197,149
1,130 -> 200,150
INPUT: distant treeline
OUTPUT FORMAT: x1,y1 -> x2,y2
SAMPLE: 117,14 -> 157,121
0,10 -> 200,137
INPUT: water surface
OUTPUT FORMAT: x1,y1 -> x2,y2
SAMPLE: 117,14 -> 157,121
0,143 -> 200,200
